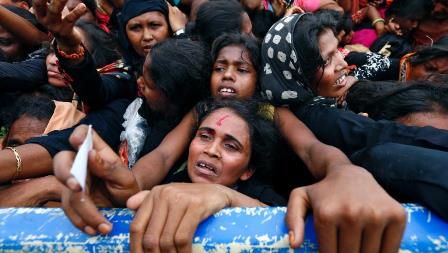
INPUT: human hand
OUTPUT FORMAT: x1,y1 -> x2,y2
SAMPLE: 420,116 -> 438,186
286,165 -> 406,253
385,18 -> 403,36
284,6 -> 305,17
53,124 -> 140,235
129,183 -> 232,253
166,1 -> 188,34
33,0 -> 87,49
271,0 -> 286,17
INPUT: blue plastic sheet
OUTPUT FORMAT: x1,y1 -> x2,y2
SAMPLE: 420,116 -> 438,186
0,204 -> 446,252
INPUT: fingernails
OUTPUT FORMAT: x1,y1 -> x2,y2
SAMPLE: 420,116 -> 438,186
67,177 -> 80,191
84,225 -> 96,235
97,223 -> 112,234
288,230 -> 295,244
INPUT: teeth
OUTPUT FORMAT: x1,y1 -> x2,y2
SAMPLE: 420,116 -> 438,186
335,75 -> 346,85
220,88 -> 235,93
198,162 -> 214,172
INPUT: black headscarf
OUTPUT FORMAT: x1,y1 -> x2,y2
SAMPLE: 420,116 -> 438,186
117,0 -> 169,69
260,13 -> 340,108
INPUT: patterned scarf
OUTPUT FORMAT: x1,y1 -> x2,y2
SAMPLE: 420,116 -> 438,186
260,13 -> 338,107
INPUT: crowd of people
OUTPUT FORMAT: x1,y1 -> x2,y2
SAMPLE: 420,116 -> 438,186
1,0 -> 448,252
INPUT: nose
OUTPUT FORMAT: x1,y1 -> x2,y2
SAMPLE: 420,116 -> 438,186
223,67 -> 235,81
142,28 -> 153,41
335,50 -> 348,72
204,141 -> 221,159
47,53 -> 58,67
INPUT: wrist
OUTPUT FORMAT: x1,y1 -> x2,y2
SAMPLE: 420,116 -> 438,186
173,28 -> 185,37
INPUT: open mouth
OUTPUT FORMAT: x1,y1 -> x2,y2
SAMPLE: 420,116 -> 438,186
196,160 -> 218,176
334,74 -> 347,87
218,87 -> 237,96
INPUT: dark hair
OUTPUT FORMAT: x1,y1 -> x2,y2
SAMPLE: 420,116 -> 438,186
292,11 -> 337,87
247,9 -> 278,39
187,0 -> 246,46
211,33 -> 261,73
31,84 -> 75,102
325,9 -> 353,35
347,80 -> 448,121
385,0 -> 432,20
149,39 -> 211,116
7,95 -> 55,129
211,33 -> 261,92
410,35 -> 448,66
75,21 -> 122,68
195,98 -> 278,178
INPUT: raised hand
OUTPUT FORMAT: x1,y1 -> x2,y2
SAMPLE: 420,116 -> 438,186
33,0 -> 87,48
286,165 -> 406,253
53,125 -> 140,235
166,0 -> 188,33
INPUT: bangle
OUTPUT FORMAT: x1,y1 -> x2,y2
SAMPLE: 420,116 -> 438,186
5,147 -> 22,181
57,45 -> 85,60
173,28 -> 185,37
372,18 -> 385,26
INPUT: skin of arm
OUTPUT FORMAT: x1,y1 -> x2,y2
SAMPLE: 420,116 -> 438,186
275,107 -> 406,252
132,110 -> 195,190
0,175 -> 63,207
0,6 -> 49,46
275,107 -> 351,179
0,144 -> 53,184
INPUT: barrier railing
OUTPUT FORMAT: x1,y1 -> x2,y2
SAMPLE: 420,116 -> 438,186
0,204 -> 447,252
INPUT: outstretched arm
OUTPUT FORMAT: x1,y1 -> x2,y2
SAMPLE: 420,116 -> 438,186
275,107 -> 406,252
0,6 -> 48,46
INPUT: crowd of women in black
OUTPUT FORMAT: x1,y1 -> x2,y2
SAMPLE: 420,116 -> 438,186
1,0 -> 448,252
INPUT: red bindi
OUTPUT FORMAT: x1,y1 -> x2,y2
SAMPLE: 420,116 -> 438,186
216,115 -> 230,126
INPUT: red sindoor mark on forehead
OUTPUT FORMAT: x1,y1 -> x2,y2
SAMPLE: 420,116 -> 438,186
216,115 -> 230,127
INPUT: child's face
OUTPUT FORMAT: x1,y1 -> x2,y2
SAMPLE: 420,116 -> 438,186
210,45 -> 257,100
187,108 -> 253,187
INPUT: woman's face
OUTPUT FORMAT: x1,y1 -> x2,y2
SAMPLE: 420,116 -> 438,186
137,56 -> 176,114
0,25 -> 26,62
46,53 -> 67,87
210,45 -> 257,99
410,56 -> 448,80
187,108 -> 253,187
126,11 -> 170,57
314,29 -> 351,98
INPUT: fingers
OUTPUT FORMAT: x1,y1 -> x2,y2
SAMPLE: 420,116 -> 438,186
285,187 -> 309,248
173,205 -> 201,253
48,0 -> 69,18
127,190 -> 150,210
33,0 -> 48,19
69,190 -> 113,235
360,218 -> 385,253
380,207 -> 407,253
159,200 -> 189,253
313,207 -> 338,253
142,191 -> 169,253
63,3 -> 87,24
337,215 -> 362,253
54,150 -> 81,191
130,191 -> 155,253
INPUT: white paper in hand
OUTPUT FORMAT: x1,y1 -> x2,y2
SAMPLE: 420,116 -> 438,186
70,125 -> 93,190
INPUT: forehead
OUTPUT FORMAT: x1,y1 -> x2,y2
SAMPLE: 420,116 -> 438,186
318,29 -> 338,58
216,45 -> 253,65
127,11 -> 166,24
200,108 -> 250,139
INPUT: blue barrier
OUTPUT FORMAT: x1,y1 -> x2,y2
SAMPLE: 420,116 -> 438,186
0,204 -> 447,252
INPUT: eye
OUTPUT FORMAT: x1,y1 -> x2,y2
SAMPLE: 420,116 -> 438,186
0,38 -> 12,46
238,67 -> 249,73
213,65 -> 226,72
198,132 -> 212,141
224,143 -> 238,151
128,24 -> 142,31
149,22 -> 162,29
